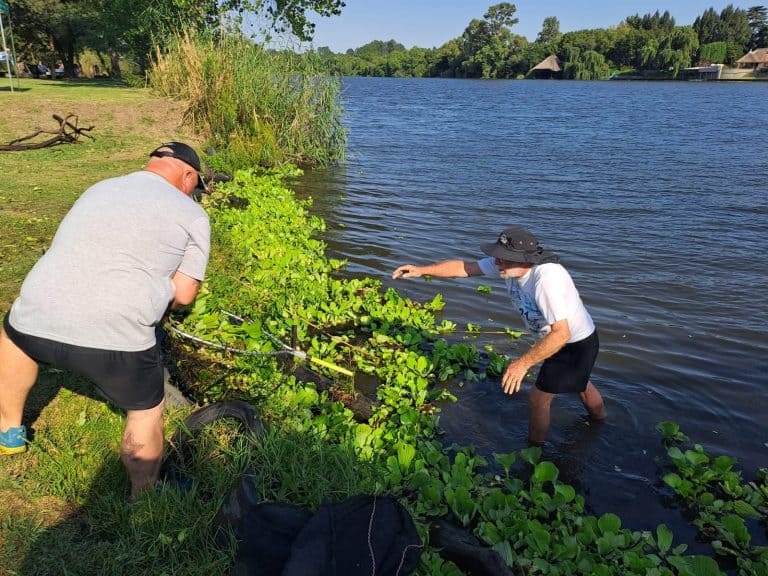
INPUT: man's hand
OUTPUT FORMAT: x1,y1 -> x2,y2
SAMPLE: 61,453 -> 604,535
392,265 -> 422,279
501,358 -> 530,394
170,270 -> 201,309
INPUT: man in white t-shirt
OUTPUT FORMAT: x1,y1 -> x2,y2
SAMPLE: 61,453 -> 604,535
0,142 -> 210,499
392,226 -> 605,445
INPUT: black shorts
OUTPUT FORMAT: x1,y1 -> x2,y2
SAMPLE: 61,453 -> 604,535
535,330 -> 599,394
3,313 -> 164,411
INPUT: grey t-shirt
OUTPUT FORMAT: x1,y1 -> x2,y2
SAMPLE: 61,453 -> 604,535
10,171 -> 210,351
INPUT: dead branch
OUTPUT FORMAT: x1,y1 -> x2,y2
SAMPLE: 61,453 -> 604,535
0,114 -> 95,151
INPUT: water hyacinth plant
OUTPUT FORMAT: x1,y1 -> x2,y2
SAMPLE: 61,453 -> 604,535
165,169 -> 765,574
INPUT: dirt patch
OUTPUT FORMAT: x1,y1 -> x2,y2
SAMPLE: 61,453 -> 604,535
0,81 -> 199,148
0,488 -> 77,524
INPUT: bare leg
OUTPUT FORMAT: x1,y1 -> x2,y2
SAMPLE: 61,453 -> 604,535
0,328 -> 39,432
121,399 -> 165,499
579,381 -> 606,420
528,386 -> 556,446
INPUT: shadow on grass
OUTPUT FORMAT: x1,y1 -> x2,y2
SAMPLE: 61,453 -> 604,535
22,368 -> 122,444
0,78 -> 132,92
38,78 -> 132,89
12,375 -> 236,575
15,455 -> 129,575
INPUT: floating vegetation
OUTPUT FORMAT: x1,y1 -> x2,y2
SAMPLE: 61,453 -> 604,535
167,168 -> 767,574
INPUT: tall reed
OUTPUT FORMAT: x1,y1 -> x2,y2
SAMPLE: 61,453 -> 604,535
148,30 -> 346,172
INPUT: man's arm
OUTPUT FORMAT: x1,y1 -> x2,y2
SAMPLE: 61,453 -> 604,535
170,270 -> 201,309
501,319 -> 570,394
392,260 -> 483,279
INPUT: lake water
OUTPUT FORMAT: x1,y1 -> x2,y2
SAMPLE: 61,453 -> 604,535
292,77 -> 767,540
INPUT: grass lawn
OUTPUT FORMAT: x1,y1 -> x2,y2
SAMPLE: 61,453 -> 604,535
0,79 -> 200,310
0,80 -> 237,575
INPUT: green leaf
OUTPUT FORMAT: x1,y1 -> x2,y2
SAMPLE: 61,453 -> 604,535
722,514 -> 751,544
554,483 -> 576,503
656,524 -> 673,554
492,540 -> 515,567
396,442 -> 416,472
597,513 -> 622,534
667,555 -> 723,576
533,461 -> 559,484
492,452 -> 516,476
733,500 -> 761,518
663,472 -> 682,489
520,446 -> 542,465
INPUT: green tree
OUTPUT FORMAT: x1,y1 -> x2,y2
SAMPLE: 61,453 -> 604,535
429,38 -> 462,77
483,2 -> 518,35
261,0 -> 345,41
352,39 -> 405,60
607,25 -> 654,69
459,3 -> 527,78
640,38 -> 659,69
693,7 -> 721,44
12,0 -> 347,77
698,41 -> 727,63
558,28 -> 615,54
562,46 -> 610,80
747,5 -> 768,48
10,0 -> 100,77
625,10 -> 675,34
657,26 -> 699,76
693,4 -> 751,62
536,16 -> 561,45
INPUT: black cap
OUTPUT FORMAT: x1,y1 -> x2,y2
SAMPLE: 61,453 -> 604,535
149,141 -> 201,172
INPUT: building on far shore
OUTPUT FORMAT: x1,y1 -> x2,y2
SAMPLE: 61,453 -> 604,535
681,49 -> 768,81
679,64 -> 723,81
529,55 -> 562,79
734,48 -> 768,75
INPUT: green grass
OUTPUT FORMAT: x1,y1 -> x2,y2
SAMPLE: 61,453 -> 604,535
0,79 -> 199,310
0,84 -> 375,574
0,371 -> 243,575
0,81 -> 228,575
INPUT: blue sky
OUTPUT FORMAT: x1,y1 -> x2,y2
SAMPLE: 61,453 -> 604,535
306,1 -> 757,52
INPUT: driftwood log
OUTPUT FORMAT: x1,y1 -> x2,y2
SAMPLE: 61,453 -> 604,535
0,113 -> 94,151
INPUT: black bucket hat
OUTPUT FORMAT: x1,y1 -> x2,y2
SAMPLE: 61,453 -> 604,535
480,226 -> 559,264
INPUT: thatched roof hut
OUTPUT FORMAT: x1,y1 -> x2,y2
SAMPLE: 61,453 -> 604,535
736,48 -> 768,70
529,55 -> 562,79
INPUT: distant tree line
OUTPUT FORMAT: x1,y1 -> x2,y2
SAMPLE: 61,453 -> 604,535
316,3 -> 768,80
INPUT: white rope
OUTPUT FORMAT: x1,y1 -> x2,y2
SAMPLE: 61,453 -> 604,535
367,495 -> 377,576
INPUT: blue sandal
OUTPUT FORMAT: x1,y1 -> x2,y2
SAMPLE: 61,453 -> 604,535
0,425 -> 27,455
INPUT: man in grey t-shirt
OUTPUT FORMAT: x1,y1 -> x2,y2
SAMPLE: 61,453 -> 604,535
0,142 -> 210,500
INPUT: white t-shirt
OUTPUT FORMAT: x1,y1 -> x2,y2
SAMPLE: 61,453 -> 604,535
10,171 -> 210,351
477,257 -> 594,343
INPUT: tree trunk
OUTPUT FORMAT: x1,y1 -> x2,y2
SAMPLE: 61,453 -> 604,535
110,50 -> 120,78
